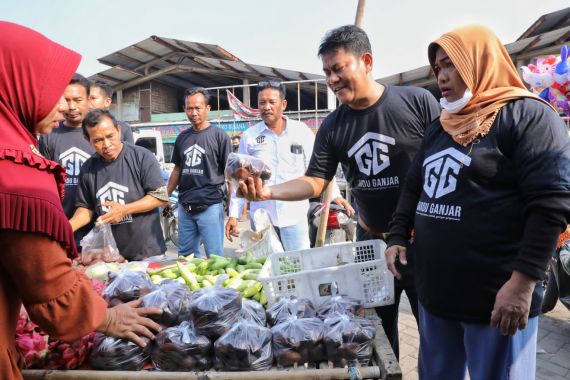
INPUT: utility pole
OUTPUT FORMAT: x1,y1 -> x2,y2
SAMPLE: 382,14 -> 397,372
355,0 -> 366,27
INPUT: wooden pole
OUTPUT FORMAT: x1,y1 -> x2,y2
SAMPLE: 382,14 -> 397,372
315,177 -> 336,248
355,0 -> 367,27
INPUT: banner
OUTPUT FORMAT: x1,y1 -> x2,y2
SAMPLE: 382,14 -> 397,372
226,90 -> 260,119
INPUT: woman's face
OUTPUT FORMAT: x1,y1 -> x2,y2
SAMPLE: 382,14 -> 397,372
34,96 -> 68,135
433,47 -> 468,102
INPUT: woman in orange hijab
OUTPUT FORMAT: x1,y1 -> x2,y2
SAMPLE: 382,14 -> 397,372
385,25 -> 570,379
0,22 -> 162,380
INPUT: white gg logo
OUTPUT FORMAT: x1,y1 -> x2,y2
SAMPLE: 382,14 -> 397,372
347,132 -> 396,176
423,148 -> 471,199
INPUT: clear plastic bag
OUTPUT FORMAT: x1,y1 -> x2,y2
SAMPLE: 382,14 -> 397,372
224,152 -> 272,187
189,283 -> 242,339
214,320 -> 273,371
239,299 -> 267,326
84,262 -> 120,281
323,312 -> 376,366
140,280 -> 192,327
266,295 -> 317,326
271,304 -> 325,367
151,321 -> 212,371
237,209 -> 284,257
102,270 -> 154,305
89,333 -> 150,371
80,223 -> 123,265
317,282 -> 364,319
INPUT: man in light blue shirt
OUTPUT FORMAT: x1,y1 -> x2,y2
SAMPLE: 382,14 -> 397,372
225,81 -> 351,250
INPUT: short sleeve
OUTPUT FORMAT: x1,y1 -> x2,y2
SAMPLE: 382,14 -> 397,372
75,162 -> 95,210
305,117 -> 339,180
171,135 -> 182,167
140,149 -> 167,192
120,121 -> 134,144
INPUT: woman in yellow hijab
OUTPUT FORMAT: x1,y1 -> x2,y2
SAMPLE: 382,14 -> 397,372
385,25 -> 570,380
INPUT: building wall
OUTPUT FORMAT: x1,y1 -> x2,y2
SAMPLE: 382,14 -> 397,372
151,81 -> 179,115
113,81 -> 181,122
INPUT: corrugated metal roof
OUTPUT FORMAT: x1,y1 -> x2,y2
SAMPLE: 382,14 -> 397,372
518,7 -> 570,40
89,35 -> 324,92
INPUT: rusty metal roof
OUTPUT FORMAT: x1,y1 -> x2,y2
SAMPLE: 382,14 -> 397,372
518,7 -> 570,40
89,35 -> 323,92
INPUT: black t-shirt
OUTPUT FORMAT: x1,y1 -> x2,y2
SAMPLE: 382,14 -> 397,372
118,120 -> 134,144
388,98 -> 570,323
172,125 -> 231,205
306,85 -> 440,232
39,124 -> 95,218
39,121 -> 134,216
75,143 -> 167,261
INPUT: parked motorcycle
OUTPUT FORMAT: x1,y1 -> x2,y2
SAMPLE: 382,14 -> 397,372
161,191 -> 179,248
542,243 -> 570,313
308,200 -> 355,248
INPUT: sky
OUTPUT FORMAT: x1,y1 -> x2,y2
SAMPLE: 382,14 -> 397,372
3,0 -> 569,80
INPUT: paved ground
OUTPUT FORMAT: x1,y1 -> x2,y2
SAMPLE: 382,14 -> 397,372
397,294 -> 570,380
168,216 -> 570,379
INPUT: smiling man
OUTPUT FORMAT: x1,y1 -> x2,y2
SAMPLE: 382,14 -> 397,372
69,109 -> 168,261
238,25 -> 440,359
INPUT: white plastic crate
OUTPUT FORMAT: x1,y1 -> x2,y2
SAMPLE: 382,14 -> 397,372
258,240 -> 394,308
268,239 -> 386,275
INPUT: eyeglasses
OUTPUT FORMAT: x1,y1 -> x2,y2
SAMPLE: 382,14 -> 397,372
258,81 -> 283,90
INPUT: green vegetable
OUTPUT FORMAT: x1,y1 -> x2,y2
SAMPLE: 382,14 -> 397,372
243,281 -> 263,298
177,262 -> 200,291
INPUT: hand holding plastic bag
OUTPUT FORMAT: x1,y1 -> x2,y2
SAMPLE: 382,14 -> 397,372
225,153 -> 272,187
80,221 -> 123,265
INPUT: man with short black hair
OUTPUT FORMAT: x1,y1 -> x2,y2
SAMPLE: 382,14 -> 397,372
69,109 -> 167,261
89,79 -> 134,144
239,25 -> 440,359
39,73 -> 95,248
226,81 -> 349,250
167,88 -> 231,257
231,135 -> 240,153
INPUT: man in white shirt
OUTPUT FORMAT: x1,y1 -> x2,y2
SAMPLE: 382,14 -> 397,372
225,81 -> 352,250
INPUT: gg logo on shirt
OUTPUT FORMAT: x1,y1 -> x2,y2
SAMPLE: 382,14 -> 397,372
348,132 -> 396,176
423,148 -> 471,199
59,147 -> 91,183
184,144 -> 205,167
96,181 -> 133,223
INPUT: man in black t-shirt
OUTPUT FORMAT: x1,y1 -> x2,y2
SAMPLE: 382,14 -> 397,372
40,75 -> 135,250
238,25 -> 440,359
88,80 -> 134,144
69,109 -> 167,261
39,73 -> 95,249
167,88 -> 231,257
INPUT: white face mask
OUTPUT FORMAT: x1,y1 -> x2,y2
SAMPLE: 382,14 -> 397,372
440,89 -> 473,113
